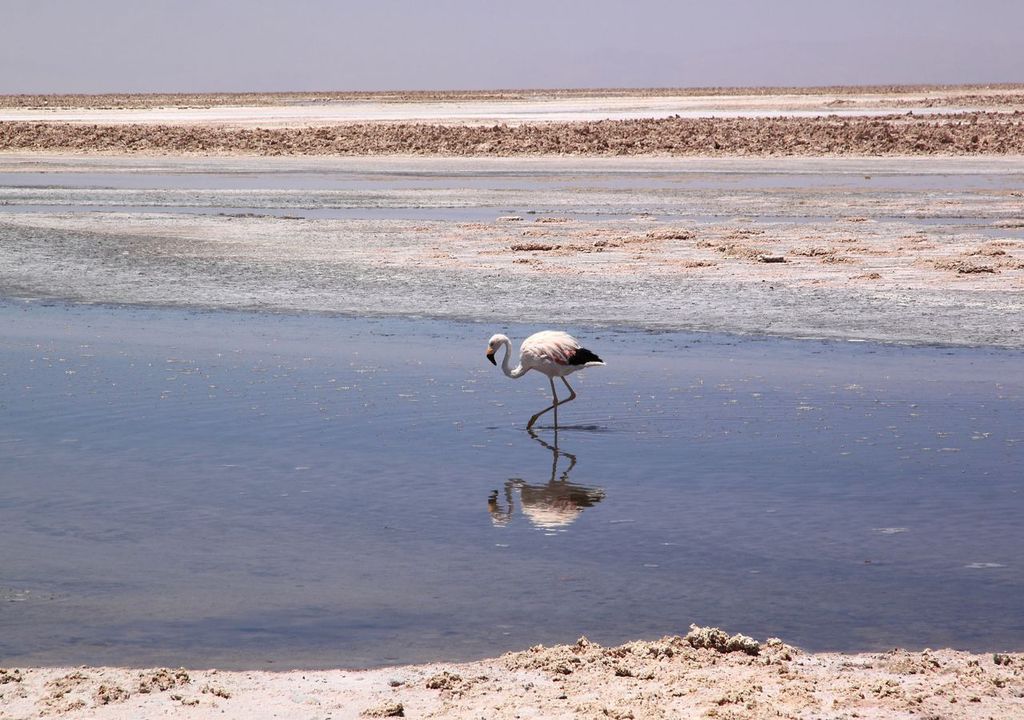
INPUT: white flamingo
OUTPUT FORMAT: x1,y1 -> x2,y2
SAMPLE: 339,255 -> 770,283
486,330 -> 605,429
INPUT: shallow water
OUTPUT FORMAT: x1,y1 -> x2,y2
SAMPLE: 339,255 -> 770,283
2,161 -> 1023,214
1,301 -> 1021,668
1,154 -> 1023,348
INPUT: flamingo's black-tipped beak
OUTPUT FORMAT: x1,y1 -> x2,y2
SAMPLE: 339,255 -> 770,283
486,348 -> 496,365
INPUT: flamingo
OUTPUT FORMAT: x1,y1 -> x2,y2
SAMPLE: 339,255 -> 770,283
486,330 -> 605,429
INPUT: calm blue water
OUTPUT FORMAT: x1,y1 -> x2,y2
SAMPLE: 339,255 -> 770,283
1,301 -> 1021,668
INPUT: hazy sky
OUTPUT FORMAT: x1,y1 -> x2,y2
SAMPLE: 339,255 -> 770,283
3,0 -> 1022,93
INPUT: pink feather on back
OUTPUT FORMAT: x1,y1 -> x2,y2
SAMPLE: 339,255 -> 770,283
520,331 -> 581,367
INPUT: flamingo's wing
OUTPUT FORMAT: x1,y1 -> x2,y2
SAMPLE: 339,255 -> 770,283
520,331 -> 582,367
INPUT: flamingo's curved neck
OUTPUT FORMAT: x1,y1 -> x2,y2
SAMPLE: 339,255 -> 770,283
502,338 -> 527,379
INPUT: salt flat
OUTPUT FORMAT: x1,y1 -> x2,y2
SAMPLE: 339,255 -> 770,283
1,87 -> 1020,126
1,153 -> 1021,347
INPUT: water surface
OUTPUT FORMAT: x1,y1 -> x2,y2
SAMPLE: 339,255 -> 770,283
1,301 -> 1021,668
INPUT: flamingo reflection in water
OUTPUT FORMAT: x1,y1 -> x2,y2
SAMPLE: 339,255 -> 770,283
488,429 -> 605,529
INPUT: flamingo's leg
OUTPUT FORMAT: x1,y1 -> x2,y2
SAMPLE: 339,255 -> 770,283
526,376 -> 561,430
553,376 -> 559,428
560,376 -> 577,404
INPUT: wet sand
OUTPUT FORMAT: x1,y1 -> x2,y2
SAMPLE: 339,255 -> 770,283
2,631 -> 1022,719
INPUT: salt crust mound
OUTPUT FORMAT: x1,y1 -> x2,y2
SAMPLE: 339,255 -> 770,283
2,627 -> 1023,719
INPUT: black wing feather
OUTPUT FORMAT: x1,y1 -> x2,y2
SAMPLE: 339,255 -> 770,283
569,347 -> 602,365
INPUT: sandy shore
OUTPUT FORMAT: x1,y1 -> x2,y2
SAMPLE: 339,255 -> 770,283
2,628 -> 1022,719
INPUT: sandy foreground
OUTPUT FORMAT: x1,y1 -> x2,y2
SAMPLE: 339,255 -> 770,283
2,628 -> 1022,719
